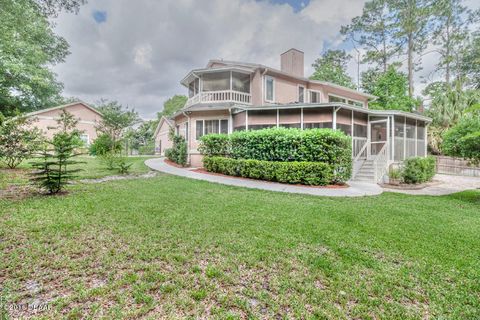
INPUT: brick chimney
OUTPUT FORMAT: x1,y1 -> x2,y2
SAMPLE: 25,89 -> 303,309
280,48 -> 304,77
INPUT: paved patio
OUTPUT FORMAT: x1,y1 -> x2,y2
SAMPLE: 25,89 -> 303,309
145,158 -> 480,197
145,158 -> 383,197
383,174 -> 480,196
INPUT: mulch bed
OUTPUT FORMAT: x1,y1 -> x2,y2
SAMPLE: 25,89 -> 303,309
164,159 -> 188,168
190,167 -> 349,189
381,180 -> 442,190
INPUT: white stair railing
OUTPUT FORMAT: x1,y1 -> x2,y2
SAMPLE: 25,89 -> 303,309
373,142 -> 389,183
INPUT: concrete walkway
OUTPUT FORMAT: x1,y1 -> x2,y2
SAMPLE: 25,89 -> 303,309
145,158 -> 382,197
383,174 -> 480,196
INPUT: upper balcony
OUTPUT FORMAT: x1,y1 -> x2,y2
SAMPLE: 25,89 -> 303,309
181,68 -> 253,107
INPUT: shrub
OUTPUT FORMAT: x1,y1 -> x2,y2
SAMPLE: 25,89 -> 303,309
166,134 -> 187,166
99,152 -> 132,174
442,118 -> 480,164
402,156 -> 436,184
0,117 -> 42,168
90,134 -> 121,156
199,134 -> 230,156
199,128 -> 352,182
203,156 -> 335,186
138,141 -> 155,155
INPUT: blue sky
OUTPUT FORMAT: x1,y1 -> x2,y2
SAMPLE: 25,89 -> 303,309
92,10 -> 107,23
269,0 -> 310,12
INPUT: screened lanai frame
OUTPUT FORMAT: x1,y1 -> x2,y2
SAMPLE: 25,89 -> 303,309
230,103 -> 430,162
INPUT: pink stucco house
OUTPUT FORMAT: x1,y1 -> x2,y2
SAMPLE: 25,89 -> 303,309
155,49 -> 431,182
25,102 -> 103,146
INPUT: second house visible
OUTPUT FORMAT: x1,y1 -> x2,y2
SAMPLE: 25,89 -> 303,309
154,48 -> 431,183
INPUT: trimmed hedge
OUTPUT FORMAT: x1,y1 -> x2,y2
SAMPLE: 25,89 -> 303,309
199,128 -> 352,183
203,156 -> 334,186
402,156 -> 436,184
165,134 -> 187,166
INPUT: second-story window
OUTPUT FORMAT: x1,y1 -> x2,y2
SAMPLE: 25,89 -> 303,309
298,86 -> 305,103
265,76 -> 275,102
203,72 -> 230,91
310,91 -> 320,103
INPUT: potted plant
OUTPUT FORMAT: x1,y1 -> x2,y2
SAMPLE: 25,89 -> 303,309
388,167 -> 402,185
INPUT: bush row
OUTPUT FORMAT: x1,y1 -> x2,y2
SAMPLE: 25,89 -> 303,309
402,156 -> 436,184
199,128 -> 352,182
203,156 -> 336,186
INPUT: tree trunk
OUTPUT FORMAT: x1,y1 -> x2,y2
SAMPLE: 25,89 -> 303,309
407,33 -> 414,98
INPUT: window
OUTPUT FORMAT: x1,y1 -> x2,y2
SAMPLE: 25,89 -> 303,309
202,71 -> 230,91
220,120 -> 229,134
279,123 -> 301,129
249,124 -> 276,130
80,134 -> 89,146
303,122 -> 332,129
176,125 -> 180,135
328,95 -> 346,103
265,76 -> 275,102
196,120 -> 203,140
188,78 -> 200,98
232,72 -> 250,93
298,86 -> 305,103
205,120 -> 219,135
195,119 -> 229,139
348,100 -> 364,107
310,91 -> 320,103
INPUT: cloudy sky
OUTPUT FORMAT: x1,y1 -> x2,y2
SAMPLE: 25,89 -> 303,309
52,0 -> 480,119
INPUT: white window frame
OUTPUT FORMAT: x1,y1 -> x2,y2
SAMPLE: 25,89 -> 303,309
309,90 -> 321,104
298,85 -> 305,103
264,76 -> 275,103
328,93 -> 365,107
195,118 -> 229,141
80,134 -> 90,146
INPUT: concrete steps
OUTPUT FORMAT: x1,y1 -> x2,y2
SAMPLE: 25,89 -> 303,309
353,160 -> 376,182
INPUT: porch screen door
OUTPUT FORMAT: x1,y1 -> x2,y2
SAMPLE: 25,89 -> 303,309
369,120 -> 388,157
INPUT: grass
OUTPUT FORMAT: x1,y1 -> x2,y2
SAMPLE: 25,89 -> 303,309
0,174 -> 479,319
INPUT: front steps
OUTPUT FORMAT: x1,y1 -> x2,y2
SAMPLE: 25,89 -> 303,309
353,160 -> 376,182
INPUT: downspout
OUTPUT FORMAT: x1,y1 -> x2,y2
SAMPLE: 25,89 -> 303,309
182,111 -> 191,165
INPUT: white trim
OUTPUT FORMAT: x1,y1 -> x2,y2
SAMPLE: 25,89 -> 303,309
264,75 -> 275,103
25,101 -> 102,117
309,90 -> 321,104
32,115 -> 97,126
194,118 -> 229,141
80,133 -> 90,146
300,107 -> 304,129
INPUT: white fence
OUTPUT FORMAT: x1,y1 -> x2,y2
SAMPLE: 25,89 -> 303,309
436,156 -> 480,177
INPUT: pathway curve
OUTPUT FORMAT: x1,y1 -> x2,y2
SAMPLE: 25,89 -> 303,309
145,158 -> 383,197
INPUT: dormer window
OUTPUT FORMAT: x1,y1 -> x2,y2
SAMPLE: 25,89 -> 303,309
265,76 -> 275,102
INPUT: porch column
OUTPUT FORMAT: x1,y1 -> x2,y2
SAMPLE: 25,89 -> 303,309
228,110 -> 233,134
351,110 -> 354,155
367,115 -> 371,157
425,123 -> 429,156
386,117 -> 390,161
245,110 -> 249,131
334,107 -> 337,130
403,117 -> 407,160
391,116 -> 395,160
300,107 -> 304,129
415,119 -> 418,157
276,109 -> 279,128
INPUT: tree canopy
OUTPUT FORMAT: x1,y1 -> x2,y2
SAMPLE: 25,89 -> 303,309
158,95 -> 187,119
310,50 -> 355,89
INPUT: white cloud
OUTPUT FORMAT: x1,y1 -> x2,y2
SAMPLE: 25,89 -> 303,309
52,0 -> 367,119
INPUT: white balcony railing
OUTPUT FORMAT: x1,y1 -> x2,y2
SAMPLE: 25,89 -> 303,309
186,90 -> 252,107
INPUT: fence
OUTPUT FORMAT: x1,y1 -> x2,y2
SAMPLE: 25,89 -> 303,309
435,156 -> 480,177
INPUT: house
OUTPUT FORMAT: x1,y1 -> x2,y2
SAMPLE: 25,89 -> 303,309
155,49 -> 431,182
25,102 -> 102,146
153,116 -> 174,155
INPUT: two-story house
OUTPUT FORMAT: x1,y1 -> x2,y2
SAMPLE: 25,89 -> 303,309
154,49 -> 431,182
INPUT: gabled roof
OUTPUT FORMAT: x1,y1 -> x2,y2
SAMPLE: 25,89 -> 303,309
25,101 -> 102,117
153,116 -> 174,137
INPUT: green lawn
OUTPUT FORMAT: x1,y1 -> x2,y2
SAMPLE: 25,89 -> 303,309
1,174 -> 479,319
